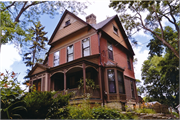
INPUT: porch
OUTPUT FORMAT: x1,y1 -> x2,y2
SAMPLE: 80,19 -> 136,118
50,61 -> 102,100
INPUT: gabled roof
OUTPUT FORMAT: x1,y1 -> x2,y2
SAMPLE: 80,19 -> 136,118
47,9 -> 134,55
28,63 -> 48,76
90,15 -> 135,55
48,10 -> 88,45
90,15 -> 116,30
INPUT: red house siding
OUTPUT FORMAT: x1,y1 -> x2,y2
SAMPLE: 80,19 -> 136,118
113,46 -> 135,78
100,37 -> 108,65
91,34 -> 99,55
48,53 -> 54,67
60,47 -> 66,64
74,41 -> 81,59
100,37 -> 135,79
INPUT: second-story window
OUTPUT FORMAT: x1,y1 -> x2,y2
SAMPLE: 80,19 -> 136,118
107,69 -> 116,93
82,38 -> 90,57
127,55 -> 131,70
54,51 -> 59,66
107,42 -> 113,60
67,44 -> 73,62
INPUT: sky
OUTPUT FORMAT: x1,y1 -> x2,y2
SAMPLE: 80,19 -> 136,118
0,0 -> 162,91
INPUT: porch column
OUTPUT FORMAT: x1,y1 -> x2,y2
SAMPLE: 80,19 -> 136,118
64,69 -> 66,94
83,63 -> 86,94
98,67 -> 102,100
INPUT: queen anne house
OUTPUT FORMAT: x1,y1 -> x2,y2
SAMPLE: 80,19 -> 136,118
28,10 -> 138,109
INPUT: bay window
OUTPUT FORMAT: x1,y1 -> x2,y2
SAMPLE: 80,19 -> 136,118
117,71 -> 125,94
107,69 -> 116,93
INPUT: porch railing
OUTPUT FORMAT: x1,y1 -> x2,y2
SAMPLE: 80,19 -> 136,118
67,88 -> 100,99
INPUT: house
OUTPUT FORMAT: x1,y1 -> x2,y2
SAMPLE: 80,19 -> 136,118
27,10 -> 138,109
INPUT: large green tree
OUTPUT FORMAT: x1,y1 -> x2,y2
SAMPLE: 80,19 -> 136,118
141,26 -> 179,107
109,0 -> 179,58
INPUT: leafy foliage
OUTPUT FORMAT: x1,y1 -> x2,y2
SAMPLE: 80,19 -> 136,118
135,108 -> 156,114
23,91 -> 72,119
78,78 -> 99,92
0,71 -> 27,119
109,0 -> 179,58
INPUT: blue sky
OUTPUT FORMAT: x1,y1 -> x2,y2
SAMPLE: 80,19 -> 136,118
1,0 -> 169,91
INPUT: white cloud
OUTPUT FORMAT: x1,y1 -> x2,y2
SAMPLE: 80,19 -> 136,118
0,44 -> 22,73
78,0 -> 117,23
133,45 -> 149,82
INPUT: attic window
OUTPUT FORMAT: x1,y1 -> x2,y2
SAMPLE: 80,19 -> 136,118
113,26 -> 118,35
65,20 -> 70,27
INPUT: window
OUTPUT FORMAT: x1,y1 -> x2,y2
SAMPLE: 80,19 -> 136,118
67,45 -> 73,62
107,69 -> 116,93
54,51 -> 59,66
65,20 -> 70,26
113,26 -> 118,35
127,55 -> 131,70
131,80 -> 135,98
82,38 -> 90,57
107,42 -> 113,60
117,71 -> 125,94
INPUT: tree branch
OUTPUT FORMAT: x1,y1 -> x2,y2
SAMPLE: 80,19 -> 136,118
14,1 -> 28,23
135,6 -> 179,58
152,5 -> 164,40
14,1 -> 46,23
1,1 -> 16,11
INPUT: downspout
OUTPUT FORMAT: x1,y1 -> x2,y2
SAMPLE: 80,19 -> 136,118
97,30 -> 105,106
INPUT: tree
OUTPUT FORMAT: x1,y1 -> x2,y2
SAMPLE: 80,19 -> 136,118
109,0 -> 179,58
23,21 -> 48,69
0,1 -> 87,52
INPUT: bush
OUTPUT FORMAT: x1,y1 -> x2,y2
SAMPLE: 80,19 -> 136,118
0,71 -> 27,119
23,91 -> 72,119
135,108 -> 156,114
172,112 -> 179,118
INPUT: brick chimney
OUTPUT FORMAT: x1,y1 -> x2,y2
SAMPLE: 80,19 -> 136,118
86,14 -> 96,24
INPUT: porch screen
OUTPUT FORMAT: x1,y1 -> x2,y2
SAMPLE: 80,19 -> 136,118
67,45 -> 73,62
117,71 -> 125,94
82,38 -> 90,57
107,69 -> 116,93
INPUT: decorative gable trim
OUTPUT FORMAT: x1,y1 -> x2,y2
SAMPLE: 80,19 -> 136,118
48,10 -> 88,45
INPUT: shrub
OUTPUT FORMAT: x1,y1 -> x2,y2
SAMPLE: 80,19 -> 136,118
23,91 -> 72,119
172,112 -> 179,118
0,71 -> 27,119
91,106 -> 130,119
135,108 -> 156,114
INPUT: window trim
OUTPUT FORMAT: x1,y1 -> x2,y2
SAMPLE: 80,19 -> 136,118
65,20 -> 71,27
117,70 -> 125,94
67,44 -> 74,62
54,51 -> 59,67
107,41 -> 114,60
113,25 -> 118,35
82,37 -> 90,57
